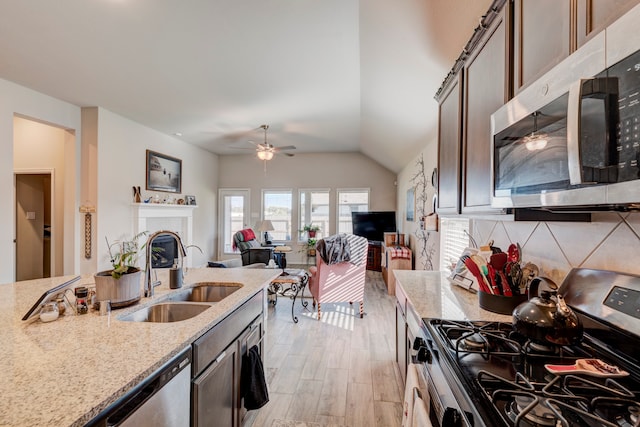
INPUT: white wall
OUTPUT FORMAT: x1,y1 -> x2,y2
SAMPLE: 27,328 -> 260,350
91,107 -> 218,272
0,77 -> 81,285
218,152 -> 397,262
396,141 -> 440,270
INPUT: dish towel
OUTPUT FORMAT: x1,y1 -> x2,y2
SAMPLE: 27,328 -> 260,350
240,345 -> 269,410
412,390 -> 432,427
402,364 -> 421,427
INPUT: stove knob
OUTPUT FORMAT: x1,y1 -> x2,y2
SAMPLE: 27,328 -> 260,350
416,346 -> 432,363
413,337 -> 426,351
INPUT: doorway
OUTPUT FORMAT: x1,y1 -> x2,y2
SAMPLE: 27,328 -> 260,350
218,189 -> 250,256
15,172 -> 53,280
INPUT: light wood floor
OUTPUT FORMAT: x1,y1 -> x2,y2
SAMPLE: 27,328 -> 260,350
245,270 -> 404,427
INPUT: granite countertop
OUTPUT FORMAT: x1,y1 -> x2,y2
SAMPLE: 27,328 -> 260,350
393,270 -> 513,322
0,267 -> 281,427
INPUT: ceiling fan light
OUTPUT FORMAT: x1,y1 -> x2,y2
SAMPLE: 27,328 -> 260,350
524,133 -> 548,151
257,150 -> 274,160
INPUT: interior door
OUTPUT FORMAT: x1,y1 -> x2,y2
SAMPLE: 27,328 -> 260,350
218,189 -> 250,256
15,174 -> 48,280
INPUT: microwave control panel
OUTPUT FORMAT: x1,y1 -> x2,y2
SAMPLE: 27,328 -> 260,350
610,48 -> 640,182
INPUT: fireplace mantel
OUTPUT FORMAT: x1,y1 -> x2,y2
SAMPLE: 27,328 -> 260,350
132,203 -> 197,267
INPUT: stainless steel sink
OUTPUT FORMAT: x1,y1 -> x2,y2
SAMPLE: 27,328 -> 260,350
168,283 -> 243,303
120,302 -> 211,323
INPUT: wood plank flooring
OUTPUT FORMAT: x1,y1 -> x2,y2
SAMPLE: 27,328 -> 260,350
245,270 -> 404,427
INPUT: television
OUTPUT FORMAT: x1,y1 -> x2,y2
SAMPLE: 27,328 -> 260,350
351,211 -> 397,243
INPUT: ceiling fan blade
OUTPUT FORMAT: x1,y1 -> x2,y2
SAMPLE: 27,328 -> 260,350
278,152 -> 295,157
273,145 -> 297,151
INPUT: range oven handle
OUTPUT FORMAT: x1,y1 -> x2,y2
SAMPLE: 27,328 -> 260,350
567,78 -> 585,186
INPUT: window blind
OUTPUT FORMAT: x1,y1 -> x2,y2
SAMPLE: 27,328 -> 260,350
439,217 -> 470,272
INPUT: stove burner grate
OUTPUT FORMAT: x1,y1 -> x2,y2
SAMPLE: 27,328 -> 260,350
435,320 -> 522,359
478,370 -> 639,427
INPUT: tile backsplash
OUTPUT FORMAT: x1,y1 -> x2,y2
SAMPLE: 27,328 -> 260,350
471,212 -> 640,285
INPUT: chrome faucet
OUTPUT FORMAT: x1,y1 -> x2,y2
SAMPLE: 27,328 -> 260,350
144,230 -> 187,298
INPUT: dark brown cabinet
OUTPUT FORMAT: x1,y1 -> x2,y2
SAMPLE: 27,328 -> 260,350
192,291 -> 264,427
513,0 -> 571,93
462,4 -> 511,212
514,0 -> 639,93
576,0 -> 640,47
436,72 -> 463,214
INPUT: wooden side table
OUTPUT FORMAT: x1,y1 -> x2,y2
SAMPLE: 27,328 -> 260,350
382,245 -> 412,295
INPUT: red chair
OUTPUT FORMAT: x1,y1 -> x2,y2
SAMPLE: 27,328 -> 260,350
307,234 -> 368,320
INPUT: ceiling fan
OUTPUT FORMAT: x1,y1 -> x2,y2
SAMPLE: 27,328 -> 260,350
247,124 -> 296,160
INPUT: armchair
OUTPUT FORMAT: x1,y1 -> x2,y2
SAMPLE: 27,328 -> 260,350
233,229 -> 275,266
308,234 -> 368,320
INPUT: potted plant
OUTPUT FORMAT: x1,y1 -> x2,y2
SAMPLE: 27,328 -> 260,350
301,224 -> 321,238
307,238 -> 317,256
93,232 -> 148,308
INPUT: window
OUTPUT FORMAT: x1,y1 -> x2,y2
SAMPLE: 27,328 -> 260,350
299,189 -> 330,240
439,217 -> 470,271
337,189 -> 369,234
263,190 -> 292,241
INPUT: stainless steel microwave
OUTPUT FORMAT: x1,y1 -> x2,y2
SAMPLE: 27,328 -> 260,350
491,11 -> 640,211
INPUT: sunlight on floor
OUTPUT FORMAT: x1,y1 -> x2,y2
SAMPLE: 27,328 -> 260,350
300,304 -> 356,331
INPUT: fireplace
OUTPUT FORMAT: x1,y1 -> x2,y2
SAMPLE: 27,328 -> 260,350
151,234 -> 178,268
132,203 -> 197,268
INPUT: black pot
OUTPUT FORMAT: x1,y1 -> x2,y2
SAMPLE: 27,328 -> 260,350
512,277 -> 583,346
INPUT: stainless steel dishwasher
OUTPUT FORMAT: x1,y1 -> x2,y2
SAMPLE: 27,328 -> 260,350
88,346 -> 192,427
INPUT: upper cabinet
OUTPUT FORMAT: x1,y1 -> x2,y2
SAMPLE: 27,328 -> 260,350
576,0 -> 640,48
462,4 -> 511,212
514,0 -> 640,93
436,72 -> 463,214
436,0 -> 510,215
513,0 -> 571,93
435,0 -> 639,215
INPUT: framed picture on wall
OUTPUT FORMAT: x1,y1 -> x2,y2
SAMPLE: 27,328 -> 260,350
406,187 -> 415,221
146,150 -> 182,193
185,195 -> 197,206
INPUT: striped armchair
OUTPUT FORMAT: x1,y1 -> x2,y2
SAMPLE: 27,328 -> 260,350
307,234 -> 368,320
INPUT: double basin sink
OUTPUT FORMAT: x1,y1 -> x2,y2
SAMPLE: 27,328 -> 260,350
119,282 -> 242,323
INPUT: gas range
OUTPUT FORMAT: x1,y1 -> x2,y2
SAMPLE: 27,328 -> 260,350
417,269 -> 640,427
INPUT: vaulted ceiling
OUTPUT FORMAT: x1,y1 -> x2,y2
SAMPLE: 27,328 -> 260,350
0,0 -> 491,173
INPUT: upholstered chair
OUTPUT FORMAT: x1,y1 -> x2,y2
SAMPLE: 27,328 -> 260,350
233,229 -> 274,266
307,233 -> 368,320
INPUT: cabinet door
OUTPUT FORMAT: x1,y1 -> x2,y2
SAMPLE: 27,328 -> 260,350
514,0 -> 571,92
437,72 -> 463,214
395,302 -> 407,384
193,341 -> 239,427
238,317 -> 264,423
576,0 -> 640,47
462,5 -> 511,212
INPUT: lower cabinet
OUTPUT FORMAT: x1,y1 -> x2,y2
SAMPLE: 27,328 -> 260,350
395,301 -> 408,384
395,284 -> 409,384
192,340 -> 239,427
192,291 -> 265,427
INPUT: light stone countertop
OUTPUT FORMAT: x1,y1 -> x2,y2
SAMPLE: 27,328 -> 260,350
0,267 -> 282,427
393,270 -> 513,322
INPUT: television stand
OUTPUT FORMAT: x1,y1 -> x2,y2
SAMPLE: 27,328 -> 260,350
366,241 -> 382,272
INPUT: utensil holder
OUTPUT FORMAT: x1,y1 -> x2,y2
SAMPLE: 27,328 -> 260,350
479,291 -> 528,315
